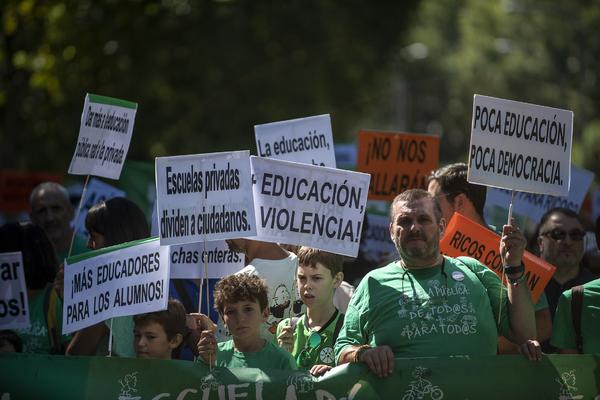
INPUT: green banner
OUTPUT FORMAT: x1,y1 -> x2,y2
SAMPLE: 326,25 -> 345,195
0,354 -> 598,399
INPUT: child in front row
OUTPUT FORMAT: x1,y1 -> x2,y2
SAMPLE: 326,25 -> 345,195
197,273 -> 296,370
133,298 -> 187,360
277,247 -> 345,376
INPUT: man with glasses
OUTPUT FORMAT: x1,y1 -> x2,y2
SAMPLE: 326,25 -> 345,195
335,189 -> 538,378
537,207 -> 598,320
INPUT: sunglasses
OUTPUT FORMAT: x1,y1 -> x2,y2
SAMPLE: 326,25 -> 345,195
540,228 -> 586,242
298,331 -> 322,368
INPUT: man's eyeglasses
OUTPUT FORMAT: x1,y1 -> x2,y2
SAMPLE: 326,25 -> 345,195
298,331 -> 322,368
540,228 -> 586,242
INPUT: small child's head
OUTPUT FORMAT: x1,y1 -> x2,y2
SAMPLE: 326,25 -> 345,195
133,298 -> 186,360
0,330 -> 23,353
214,273 -> 269,341
296,247 -> 344,308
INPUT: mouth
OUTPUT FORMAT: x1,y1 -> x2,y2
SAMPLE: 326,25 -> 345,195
303,293 -> 315,299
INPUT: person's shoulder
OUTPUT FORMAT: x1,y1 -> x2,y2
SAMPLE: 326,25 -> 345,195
583,277 -> 600,291
451,256 -> 487,272
217,339 -> 235,352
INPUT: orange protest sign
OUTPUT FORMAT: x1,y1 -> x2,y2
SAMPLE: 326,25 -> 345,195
357,130 -> 439,201
439,213 -> 555,303
0,170 -> 63,213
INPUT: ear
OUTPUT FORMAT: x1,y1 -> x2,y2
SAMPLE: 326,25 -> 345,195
438,217 -> 446,237
453,193 -> 467,213
389,222 -> 395,242
169,333 -> 184,350
332,272 -> 344,289
537,235 -> 544,252
261,307 -> 269,322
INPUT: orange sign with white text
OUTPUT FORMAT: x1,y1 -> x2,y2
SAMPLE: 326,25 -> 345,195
357,130 -> 439,201
440,213 -> 555,303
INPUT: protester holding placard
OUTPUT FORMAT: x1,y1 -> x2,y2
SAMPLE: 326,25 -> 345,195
0,222 -> 70,354
335,190 -> 539,378
428,163 -> 552,352
226,238 -> 298,342
276,247 -> 344,376
133,298 -> 187,359
196,273 -> 296,370
67,197 -> 150,357
29,182 -> 88,262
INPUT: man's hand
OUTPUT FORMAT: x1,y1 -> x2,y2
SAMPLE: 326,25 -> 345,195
500,220 -> 526,267
186,313 -> 216,356
359,345 -> 394,378
519,339 -> 542,361
309,364 -> 332,377
197,330 -> 217,366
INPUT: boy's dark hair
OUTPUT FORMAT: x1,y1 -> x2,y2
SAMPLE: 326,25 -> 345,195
0,222 -> 58,290
390,189 -> 443,223
297,247 -> 344,275
214,274 -> 268,314
86,197 -> 150,247
133,299 -> 187,340
0,330 -> 23,352
428,163 -> 487,219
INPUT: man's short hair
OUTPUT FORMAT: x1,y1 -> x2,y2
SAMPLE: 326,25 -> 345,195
297,246 -> 344,275
133,299 -> 187,340
29,182 -> 70,207
214,273 -> 269,315
428,163 -> 487,218
390,189 -> 442,223
535,207 -> 584,237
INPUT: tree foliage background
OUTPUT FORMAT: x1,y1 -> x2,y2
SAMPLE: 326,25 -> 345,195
2,0 -> 600,181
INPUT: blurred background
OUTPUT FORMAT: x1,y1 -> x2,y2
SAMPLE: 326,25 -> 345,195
1,0 -> 600,210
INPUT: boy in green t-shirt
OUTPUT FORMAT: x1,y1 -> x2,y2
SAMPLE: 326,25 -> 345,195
277,247 -> 344,376
197,273 -> 296,370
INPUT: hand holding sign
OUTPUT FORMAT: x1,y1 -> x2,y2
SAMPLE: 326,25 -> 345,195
500,221 -> 527,268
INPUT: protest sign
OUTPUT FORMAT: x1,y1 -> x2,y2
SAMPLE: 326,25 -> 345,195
592,188 -> 600,224
0,171 -> 63,213
254,114 -> 336,167
357,130 -> 439,201
155,151 -> 256,246
68,94 -> 137,180
440,213 -> 555,302
169,240 -> 244,279
485,165 -> 593,225
468,95 -> 573,196
62,238 -> 169,334
2,353 -> 599,400
73,178 -> 126,237
251,156 -> 370,257
361,212 -> 396,265
0,252 -> 29,330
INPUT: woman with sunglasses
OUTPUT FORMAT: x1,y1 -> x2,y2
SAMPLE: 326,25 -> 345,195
277,247 -> 345,377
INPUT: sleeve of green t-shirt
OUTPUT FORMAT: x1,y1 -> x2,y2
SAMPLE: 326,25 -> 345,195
457,257 -> 510,337
334,282 -> 368,364
550,290 -> 576,350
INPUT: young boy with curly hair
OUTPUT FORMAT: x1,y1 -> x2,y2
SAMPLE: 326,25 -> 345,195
133,298 -> 187,360
197,273 -> 296,369
276,247 -> 344,376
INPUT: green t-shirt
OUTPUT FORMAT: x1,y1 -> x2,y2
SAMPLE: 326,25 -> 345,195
206,340 -> 297,370
335,256 -> 510,359
16,285 -> 71,354
276,310 -> 342,370
550,278 -> 600,353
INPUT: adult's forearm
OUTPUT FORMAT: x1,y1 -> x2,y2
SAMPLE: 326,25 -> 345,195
507,279 -> 536,344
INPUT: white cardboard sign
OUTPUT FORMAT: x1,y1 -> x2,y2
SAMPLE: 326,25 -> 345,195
254,114 -> 336,167
251,156 -> 370,257
68,93 -> 137,180
0,252 -> 30,330
468,95 -> 573,196
62,238 -> 169,334
169,240 -> 244,279
155,151 -> 256,246
485,165 -> 594,223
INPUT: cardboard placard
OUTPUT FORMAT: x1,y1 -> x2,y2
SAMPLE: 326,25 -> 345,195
0,252 -> 30,330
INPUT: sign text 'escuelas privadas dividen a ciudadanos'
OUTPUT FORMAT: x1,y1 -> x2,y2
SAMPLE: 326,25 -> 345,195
468,95 -> 573,196
251,156 -> 370,257
62,238 -> 169,334
155,151 -> 256,246
254,114 -> 336,168
68,94 -> 137,180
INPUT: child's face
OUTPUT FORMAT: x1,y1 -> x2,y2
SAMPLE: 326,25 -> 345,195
297,262 -> 341,308
222,300 -> 268,341
134,321 -> 180,360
